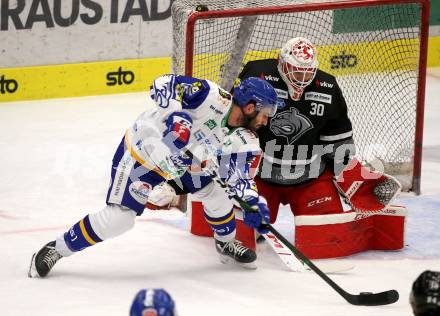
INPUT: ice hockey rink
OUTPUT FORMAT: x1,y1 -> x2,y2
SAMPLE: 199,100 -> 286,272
0,68 -> 439,316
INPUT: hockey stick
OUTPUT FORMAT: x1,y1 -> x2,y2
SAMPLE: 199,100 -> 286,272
262,231 -> 306,272
262,231 -> 354,274
184,149 -> 399,306
262,224 -> 399,306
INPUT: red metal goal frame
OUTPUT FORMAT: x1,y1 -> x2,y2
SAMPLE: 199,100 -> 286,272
184,0 -> 430,194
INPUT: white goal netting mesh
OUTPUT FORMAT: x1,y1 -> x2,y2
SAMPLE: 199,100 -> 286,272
172,0 -> 426,191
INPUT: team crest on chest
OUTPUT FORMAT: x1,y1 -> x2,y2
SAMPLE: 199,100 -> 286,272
269,107 -> 313,144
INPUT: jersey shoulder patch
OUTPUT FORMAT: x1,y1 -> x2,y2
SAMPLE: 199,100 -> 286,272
175,76 -> 210,110
216,86 -> 233,109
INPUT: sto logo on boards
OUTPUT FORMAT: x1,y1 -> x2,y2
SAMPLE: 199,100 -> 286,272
0,75 -> 18,94
330,51 -> 358,69
106,67 -> 135,86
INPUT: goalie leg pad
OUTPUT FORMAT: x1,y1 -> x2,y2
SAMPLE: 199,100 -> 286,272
190,200 -> 214,237
294,205 -> 407,259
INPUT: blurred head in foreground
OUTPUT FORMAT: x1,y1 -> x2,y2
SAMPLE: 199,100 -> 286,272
410,270 -> 440,316
130,288 -> 176,316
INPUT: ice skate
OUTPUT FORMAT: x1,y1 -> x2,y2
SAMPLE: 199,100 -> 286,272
215,239 -> 257,269
28,241 -> 63,278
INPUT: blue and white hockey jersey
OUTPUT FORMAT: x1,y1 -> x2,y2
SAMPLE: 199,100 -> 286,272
124,74 -> 234,180
108,74 -> 262,215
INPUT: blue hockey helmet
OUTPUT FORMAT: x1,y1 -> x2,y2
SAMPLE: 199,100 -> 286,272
130,288 -> 176,316
233,77 -> 284,117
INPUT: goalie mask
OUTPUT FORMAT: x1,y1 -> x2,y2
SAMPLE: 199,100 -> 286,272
277,37 -> 319,101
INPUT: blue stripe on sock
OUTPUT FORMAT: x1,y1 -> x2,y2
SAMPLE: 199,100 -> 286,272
205,209 -> 234,223
83,215 -> 103,243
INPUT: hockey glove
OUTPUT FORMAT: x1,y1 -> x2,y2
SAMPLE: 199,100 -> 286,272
243,196 -> 270,234
163,111 -> 193,153
146,182 -> 178,210
334,157 -> 401,214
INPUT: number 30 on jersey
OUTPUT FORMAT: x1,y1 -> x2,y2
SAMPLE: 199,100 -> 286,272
310,102 -> 325,116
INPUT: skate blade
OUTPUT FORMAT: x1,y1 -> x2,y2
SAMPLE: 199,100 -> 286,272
219,254 -> 257,270
28,253 -> 38,278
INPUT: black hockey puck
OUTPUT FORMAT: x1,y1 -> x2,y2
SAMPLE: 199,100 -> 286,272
195,4 -> 209,12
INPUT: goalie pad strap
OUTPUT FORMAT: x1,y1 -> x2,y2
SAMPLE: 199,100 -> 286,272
295,205 -> 408,226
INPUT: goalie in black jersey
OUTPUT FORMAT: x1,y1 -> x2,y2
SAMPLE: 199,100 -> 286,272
233,37 -> 405,258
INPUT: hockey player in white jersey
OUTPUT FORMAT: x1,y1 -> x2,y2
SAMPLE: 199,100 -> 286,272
28,75 -> 282,277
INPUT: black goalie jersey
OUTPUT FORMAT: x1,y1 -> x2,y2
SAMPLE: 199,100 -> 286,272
238,59 -> 354,185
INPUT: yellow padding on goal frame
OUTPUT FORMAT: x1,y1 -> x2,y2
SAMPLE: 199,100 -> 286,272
0,57 -> 171,102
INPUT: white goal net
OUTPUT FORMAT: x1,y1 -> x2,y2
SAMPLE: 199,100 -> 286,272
172,0 -> 429,192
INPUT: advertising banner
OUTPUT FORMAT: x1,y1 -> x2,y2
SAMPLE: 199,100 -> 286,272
0,0 -> 174,67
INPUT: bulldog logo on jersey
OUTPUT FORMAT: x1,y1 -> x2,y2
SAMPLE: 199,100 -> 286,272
270,107 -> 313,144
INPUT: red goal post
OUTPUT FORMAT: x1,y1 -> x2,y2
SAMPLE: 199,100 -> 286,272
171,0 -> 430,194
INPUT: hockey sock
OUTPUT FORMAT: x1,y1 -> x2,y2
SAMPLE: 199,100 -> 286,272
63,215 -> 103,252
204,209 -> 236,242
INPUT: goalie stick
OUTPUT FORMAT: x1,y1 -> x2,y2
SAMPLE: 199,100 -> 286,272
184,148 -> 399,306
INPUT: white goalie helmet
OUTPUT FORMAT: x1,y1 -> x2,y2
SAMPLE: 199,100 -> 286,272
277,37 -> 319,100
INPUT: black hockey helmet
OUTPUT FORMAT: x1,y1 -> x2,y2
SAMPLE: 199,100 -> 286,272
410,270 -> 440,316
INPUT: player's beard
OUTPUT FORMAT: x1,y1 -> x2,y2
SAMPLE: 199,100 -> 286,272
243,111 -> 261,131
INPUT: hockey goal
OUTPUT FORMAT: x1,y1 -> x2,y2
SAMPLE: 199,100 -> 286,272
171,0 -> 430,193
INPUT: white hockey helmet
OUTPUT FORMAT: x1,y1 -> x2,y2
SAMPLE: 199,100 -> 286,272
277,37 -> 319,100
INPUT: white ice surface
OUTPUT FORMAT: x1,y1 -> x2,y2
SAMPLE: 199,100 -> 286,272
1,69 -> 440,315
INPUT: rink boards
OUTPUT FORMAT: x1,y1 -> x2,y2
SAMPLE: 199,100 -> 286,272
0,36 -> 439,102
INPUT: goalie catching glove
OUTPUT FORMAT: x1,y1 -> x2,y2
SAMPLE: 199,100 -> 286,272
334,157 -> 401,214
